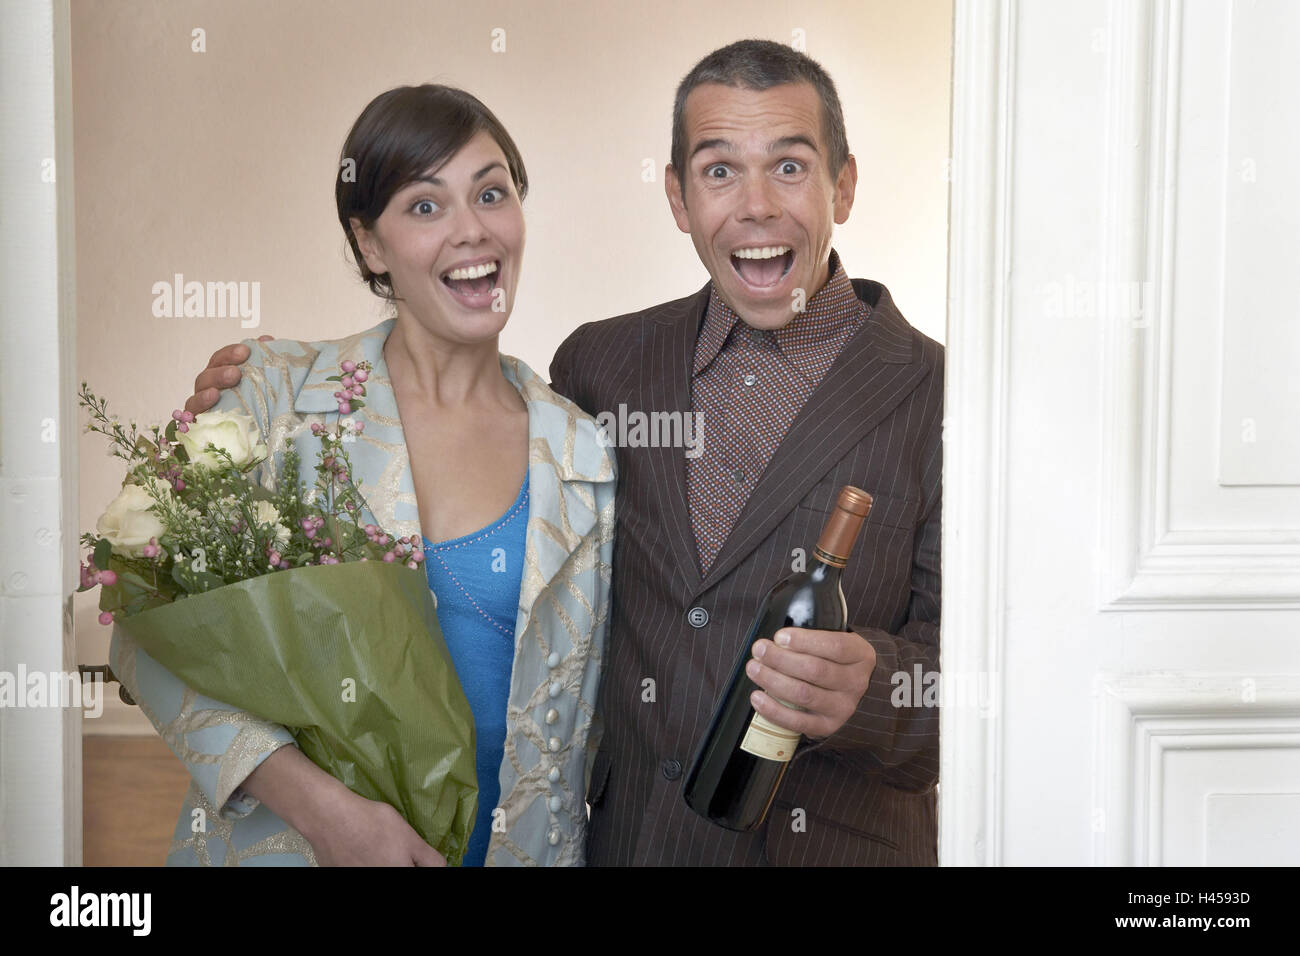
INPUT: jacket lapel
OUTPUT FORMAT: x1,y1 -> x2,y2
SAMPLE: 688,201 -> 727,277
502,356 -> 617,629
290,324 -> 615,626
690,280 -> 929,599
643,284 -> 712,597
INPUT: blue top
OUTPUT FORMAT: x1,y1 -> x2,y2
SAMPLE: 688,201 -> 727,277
422,472 -> 529,867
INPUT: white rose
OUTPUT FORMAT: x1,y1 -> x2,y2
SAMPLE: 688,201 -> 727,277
254,500 -> 290,547
178,409 -> 268,471
96,481 -> 167,557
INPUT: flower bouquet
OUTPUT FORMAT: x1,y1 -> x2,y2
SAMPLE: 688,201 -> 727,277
78,368 -> 477,865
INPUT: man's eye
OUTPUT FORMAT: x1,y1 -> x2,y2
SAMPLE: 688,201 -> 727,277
777,161 -> 802,175
412,199 -> 440,215
704,164 -> 732,180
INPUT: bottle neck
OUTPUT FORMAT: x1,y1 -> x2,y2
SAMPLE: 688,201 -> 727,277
809,557 -> 842,582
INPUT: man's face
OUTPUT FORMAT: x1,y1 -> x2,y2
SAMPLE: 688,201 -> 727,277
666,82 -> 857,330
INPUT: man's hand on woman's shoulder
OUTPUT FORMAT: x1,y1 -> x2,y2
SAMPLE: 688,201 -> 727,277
185,334 -> 274,414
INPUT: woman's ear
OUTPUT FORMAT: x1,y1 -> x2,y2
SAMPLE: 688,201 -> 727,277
349,217 -> 388,275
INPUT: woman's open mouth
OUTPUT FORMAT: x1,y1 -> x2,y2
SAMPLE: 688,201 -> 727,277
440,259 -> 502,307
730,245 -> 794,290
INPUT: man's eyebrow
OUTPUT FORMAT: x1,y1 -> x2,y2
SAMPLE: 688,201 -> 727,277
689,135 -> 820,163
405,162 -> 507,188
768,135 -> 819,154
689,138 -> 734,161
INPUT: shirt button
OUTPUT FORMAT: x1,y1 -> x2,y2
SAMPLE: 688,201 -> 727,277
743,373 -> 757,386
548,829 -> 561,846
548,796 -> 562,813
687,606 -> 709,628
548,736 -> 562,752
661,758 -> 682,781
548,767 -> 560,783
547,652 -> 560,669
733,468 -> 745,483
548,681 -> 562,698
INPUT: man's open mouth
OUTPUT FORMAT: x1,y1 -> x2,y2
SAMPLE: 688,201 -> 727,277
440,259 -> 500,298
730,246 -> 793,288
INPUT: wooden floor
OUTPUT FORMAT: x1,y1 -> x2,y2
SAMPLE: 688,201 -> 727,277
83,735 -> 190,867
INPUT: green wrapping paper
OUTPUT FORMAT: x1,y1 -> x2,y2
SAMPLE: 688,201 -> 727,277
115,560 -> 477,865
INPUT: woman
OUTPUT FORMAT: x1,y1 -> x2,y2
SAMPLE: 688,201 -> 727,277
109,85 -> 616,866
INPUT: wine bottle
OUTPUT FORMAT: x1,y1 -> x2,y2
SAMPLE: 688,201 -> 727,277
683,485 -> 873,831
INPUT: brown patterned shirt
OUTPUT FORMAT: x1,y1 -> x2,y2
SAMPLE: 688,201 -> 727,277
687,250 -> 870,572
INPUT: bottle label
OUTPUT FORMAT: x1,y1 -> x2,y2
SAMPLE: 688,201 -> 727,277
740,711 -> 800,763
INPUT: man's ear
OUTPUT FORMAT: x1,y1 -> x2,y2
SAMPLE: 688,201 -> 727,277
664,164 -> 692,235
349,217 -> 388,275
833,154 -> 858,225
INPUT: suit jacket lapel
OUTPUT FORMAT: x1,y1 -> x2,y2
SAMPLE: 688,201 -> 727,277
643,283 -> 712,597
690,281 -> 928,599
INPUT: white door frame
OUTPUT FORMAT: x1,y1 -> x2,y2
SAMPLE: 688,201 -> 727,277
0,0 -> 81,866
941,0 -> 1015,866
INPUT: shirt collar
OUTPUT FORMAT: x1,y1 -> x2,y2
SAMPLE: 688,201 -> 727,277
692,250 -> 867,380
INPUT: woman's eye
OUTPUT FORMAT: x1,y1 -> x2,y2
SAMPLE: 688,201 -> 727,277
479,187 -> 505,204
412,199 -> 439,215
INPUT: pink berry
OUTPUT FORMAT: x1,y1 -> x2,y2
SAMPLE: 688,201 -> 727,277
98,569 -> 118,586
338,402 -> 351,414
382,551 -> 396,563
341,360 -> 356,374
353,369 -> 368,384
177,423 -> 189,433
98,611 -> 114,625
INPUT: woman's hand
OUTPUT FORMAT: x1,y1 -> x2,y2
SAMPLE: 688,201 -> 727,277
240,744 -> 446,866
303,788 -> 448,867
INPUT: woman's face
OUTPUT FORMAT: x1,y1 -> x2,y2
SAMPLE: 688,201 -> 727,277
351,130 -> 525,347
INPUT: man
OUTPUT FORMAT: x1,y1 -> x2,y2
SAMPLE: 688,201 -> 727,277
187,39 -> 942,866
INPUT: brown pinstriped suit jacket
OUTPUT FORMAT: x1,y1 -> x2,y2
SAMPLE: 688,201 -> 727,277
549,277 -> 942,866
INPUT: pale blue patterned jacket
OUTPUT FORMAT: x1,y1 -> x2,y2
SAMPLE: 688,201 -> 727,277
109,319 -> 616,866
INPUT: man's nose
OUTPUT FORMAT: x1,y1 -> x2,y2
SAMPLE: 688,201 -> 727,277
737,174 -> 780,221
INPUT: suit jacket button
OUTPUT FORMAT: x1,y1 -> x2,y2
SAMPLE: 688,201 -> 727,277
687,607 -> 709,628
661,758 -> 682,781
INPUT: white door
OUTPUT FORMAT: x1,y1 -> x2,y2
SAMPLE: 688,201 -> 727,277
944,0 -> 1300,866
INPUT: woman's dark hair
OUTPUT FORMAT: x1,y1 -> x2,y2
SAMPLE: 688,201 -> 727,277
336,85 -> 529,301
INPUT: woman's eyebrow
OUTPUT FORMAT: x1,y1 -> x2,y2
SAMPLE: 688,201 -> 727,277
410,161 -> 508,188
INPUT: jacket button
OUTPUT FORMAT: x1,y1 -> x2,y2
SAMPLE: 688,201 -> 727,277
687,607 -> 709,628
661,758 -> 682,781
548,828 -> 561,846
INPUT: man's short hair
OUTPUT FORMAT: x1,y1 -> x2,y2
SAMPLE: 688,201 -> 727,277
670,39 -> 850,196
